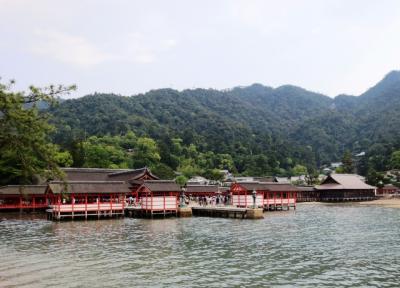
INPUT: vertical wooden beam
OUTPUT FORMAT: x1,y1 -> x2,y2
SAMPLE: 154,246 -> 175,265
72,193 -> 75,219
163,192 -> 166,216
58,195 -> 61,220
85,194 -> 88,219
98,194 -> 100,219
110,193 -> 113,217
151,192 -> 153,216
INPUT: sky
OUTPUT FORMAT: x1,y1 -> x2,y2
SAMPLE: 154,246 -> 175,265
1,0 -> 400,98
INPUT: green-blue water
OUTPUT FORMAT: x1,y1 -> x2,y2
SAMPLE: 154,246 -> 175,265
0,203 -> 399,287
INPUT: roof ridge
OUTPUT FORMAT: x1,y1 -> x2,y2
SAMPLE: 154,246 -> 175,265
50,181 -> 127,184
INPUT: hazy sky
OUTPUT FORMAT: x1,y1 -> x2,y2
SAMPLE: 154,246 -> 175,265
1,0 -> 400,98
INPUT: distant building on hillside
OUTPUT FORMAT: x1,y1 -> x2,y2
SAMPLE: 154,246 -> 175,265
219,170 -> 233,181
234,176 -> 275,183
330,162 -> 342,169
376,184 -> 399,196
187,176 -> 209,185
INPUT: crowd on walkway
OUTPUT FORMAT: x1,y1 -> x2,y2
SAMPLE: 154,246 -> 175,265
187,195 -> 231,207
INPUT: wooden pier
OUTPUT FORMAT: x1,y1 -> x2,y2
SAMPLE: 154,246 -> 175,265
192,206 -> 264,219
46,203 -> 125,220
125,206 -> 178,218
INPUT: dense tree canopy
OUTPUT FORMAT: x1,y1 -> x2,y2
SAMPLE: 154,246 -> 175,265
45,71 -> 400,180
0,80 -> 75,185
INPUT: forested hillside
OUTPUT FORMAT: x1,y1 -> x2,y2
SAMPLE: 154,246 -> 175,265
47,71 -> 400,180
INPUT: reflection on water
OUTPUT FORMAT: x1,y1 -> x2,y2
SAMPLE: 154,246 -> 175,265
0,203 -> 399,287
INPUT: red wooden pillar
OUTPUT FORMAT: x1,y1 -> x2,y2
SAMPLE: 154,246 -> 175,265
151,192 -> 153,214
97,193 -> 100,218
58,194 -> 61,219
19,196 -> 23,209
145,192 -> 148,213
287,192 -> 290,210
163,192 -> 166,213
85,194 -> 88,219
71,193 -> 75,219
32,196 -> 36,209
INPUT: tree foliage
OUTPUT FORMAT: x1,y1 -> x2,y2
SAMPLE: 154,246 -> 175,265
0,80 -> 75,185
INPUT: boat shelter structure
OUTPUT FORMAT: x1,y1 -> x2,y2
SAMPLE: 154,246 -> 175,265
46,181 -> 131,220
230,182 -> 298,210
315,174 -> 376,201
0,185 -> 47,210
135,180 -> 180,217
185,185 -> 219,197
296,186 -> 320,202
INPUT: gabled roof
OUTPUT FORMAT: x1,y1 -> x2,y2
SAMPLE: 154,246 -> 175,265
218,186 -> 230,193
140,180 -> 180,192
109,167 -> 159,181
47,181 -> 131,194
0,185 -> 47,195
296,186 -> 316,192
274,177 -> 291,184
186,185 -> 219,193
253,176 -> 275,182
315,174 -> 376,190
62,168 -> 131,181
61,167 -> 159,182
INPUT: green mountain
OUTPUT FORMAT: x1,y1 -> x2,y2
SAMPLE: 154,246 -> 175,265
48,71 -> 400,175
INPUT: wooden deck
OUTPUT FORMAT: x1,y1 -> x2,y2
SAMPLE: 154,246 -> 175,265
191,206 -> 263,219
0,203 -> 48,210
125,205 -> 178,218
47,203 -> 125,220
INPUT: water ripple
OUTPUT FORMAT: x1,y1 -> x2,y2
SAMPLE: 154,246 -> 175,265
0,203 -> 399,287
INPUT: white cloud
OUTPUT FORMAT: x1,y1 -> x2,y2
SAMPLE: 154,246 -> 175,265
32,29 -> 114,67
119,33 -> 178,64
30,29 -> 177,67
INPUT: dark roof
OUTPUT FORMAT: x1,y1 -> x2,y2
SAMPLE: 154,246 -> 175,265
141,180 -> 180,192
0,185 -> 47,195
235,182 -> 299,192
47,181 -> 131,194
62,168 -> 131,181
316,174 -> 376,190
296,186 -> 316,192
218,186 -> 230,193
62,167 -> 159,182
253,176 -> 276,182
186,185 -> 219,193
109,167 -> 159,181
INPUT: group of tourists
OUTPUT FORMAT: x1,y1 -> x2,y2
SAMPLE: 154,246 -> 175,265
189,195 -> 231,206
